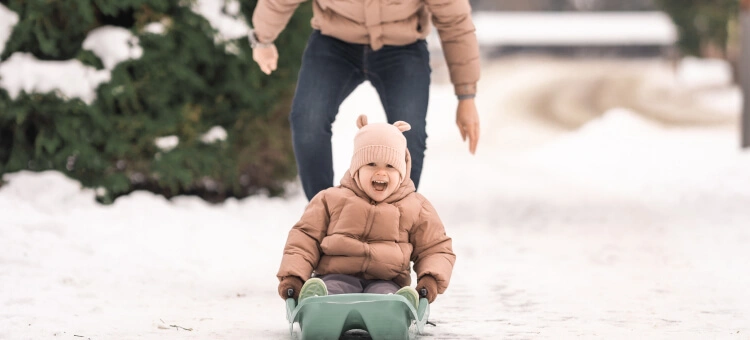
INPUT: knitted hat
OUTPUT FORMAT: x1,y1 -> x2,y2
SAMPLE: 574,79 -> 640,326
349,115 -> 411,181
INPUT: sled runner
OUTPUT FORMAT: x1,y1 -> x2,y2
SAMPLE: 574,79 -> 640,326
285,289 -> 430,340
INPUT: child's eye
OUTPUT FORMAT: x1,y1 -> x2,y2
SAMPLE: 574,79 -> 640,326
386,164 -> 394,168
367,163 -> 376,166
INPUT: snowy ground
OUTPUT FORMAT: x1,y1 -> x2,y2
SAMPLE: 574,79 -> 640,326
2,56 -> 750,339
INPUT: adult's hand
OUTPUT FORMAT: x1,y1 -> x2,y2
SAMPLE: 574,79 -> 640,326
456,98 -> 480,154
253,44 -> 278,75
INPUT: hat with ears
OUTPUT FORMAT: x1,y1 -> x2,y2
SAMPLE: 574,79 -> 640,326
349,115 -> 411,182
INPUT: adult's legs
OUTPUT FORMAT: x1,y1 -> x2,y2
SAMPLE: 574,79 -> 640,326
362,280 -> 400,294
367,40 -> 431,189
290,31 -> 366,200
319,274 -> 365,294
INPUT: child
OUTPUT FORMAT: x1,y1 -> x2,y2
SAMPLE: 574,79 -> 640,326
276,115 -> 455,309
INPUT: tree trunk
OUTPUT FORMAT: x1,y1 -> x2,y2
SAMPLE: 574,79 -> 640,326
742,0 -> 750,148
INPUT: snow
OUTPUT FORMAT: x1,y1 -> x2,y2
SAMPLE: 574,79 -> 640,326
154,136 -> 180,152
143,22 -> 167,35
0,53 -> 111,104
0,3 -> 18,56
82,26 -> 143,71
187,0 -> 251,55
189,0 -> 250,43
472,12 -> 678,46
676,57 -> 734,88
201,126 -> 228,144
0,25 -> 141,104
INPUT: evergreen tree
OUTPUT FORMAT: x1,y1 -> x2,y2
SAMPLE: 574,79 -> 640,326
0,0 -> 311,203
655,0 -> 739,58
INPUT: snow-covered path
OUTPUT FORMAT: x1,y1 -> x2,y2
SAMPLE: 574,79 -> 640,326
2,58 -> 750,339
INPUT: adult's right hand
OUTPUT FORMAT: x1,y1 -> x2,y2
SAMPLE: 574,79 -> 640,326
253,44 -> 278,75
456,98 -> 480,154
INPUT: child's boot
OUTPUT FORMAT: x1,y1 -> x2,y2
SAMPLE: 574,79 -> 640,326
299,278 -> 328,301
395,286 -> 419,309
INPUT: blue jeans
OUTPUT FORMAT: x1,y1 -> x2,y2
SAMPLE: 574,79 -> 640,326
290,30 -> 431,201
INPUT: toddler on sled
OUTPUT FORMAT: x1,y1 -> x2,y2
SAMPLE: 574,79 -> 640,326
277,115 -> 456,339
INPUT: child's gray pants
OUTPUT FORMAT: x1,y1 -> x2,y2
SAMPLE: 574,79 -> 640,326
319,274 -> 400,295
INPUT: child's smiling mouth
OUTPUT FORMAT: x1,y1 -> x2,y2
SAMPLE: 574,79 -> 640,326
372,180 -> 388,191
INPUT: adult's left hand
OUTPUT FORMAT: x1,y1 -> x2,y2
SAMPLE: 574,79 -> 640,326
456,98 -> 480,154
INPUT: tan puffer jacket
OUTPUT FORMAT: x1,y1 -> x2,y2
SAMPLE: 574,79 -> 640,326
277,158 -> 455,293
252,0 -> 480,96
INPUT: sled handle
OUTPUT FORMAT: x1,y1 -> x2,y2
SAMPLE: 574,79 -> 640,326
419,288 -> 428,298
287,288 -> 294,298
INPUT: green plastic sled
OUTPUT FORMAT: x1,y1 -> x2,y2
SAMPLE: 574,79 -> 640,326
285,293 -> 430,340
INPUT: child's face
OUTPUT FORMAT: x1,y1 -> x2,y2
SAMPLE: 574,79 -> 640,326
357,161 -> 401,202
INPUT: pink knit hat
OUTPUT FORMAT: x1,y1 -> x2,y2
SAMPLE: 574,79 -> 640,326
349,115 -> 411,181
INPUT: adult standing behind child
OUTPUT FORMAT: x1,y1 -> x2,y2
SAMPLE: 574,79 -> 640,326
249,0 -> 481,201
277,115 -> 455,308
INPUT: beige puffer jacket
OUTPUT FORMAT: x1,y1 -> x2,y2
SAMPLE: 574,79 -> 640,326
252,0 -> 480,96
276,158 -> 455,293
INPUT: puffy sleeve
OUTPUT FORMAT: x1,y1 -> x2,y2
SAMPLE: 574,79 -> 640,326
423,0 -> 480,96
252,0 -> 308,43
410,198 -> 456,293
277,191 -> 330,281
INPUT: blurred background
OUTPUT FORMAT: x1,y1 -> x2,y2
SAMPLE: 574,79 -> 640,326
0,0 -> 745,203
432,0 -> 741,142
